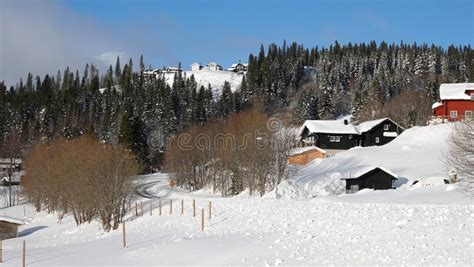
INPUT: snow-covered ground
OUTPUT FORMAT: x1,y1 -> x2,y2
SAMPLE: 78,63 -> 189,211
0,124 -> 472,265
161,69 -> 243,95
275,123 -> 456,198
0,173 -> 472,266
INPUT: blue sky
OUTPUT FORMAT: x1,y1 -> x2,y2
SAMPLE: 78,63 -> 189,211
1,0 -> 472,85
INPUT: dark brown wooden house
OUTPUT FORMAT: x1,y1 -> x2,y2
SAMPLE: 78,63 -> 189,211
357,118 -> 404,147
0,216 -> 23,240
341,167 -> 398,193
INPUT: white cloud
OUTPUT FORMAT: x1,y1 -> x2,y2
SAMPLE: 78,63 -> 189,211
0,1 -> 126,86
95,51 -> 126,67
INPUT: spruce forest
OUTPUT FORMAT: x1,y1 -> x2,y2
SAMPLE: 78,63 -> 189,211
1,41 -> 473,170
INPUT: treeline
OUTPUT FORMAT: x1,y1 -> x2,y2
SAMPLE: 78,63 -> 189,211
241,41 -> 472,125
0,41 -> 472,170
164,109 -> 294,196
0,57 -> 240,170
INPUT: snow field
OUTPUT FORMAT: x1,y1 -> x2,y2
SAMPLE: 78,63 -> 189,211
1,195 -> 472,266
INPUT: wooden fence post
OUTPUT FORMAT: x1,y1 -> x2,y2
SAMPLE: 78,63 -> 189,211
201,209 -> 204,231
0,239 -> 3,263
22,240 -> 26,267
181,199 -> 184,215
135,202 -> 138,216
193,199 -> 196,217
122,222 -> 126,248
150,202 -> 153,216
159,199 -> 162,216
208,201 -> 212,219
169,199 -> 173,214
23,205 -> 26,217
140,202 -> 144,216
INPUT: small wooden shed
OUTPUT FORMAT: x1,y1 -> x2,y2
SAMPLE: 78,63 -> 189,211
0,216 -> 24,240
341,167 -> 397,193
288,146 -> 327,165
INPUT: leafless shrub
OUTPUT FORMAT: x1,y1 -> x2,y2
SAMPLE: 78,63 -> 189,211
22,136 -> 139,231
446,121 -> 474,194
164,109 -> 293,196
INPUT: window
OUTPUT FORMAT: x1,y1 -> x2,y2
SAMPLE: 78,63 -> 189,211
465,110 -> 473,118
350,184 -> 359,193
375,137 -> 380,144
330,136 -> 335,142
330,136 -> 341,142
450,110 -> 458,119
383,124 -> 389,131
335,136 -> 341,142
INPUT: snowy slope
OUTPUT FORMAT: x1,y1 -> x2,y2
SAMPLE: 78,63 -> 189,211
274,124 -> 454,198
0,173 -> 472,265
161,69 -> 242,95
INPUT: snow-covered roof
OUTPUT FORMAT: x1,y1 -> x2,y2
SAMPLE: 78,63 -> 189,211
439,83 -> 474,100
0,158 -> 22,164
0,215 -> 24,225
190,63 -> 201,66
340,166 -> 398,180
302,120 -> 358,135
289,146 -> 327,156
432,102 -> 443,109
357,118 -> 403,133
231,63 -> 247,68
300,118 -> 403,136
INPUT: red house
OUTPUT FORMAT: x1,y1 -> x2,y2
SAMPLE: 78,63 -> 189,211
432,83 -> 474,121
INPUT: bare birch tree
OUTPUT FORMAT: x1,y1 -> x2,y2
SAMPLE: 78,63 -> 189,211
446,121 -> 474,194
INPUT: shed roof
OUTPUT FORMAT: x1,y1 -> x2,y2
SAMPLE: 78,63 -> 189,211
0,215 -> 24,225
432,102 -> 443,109
289,146 -> 327,156
340,166 -> 398,180
0,158 -> 22,164
439,83 -> 474,100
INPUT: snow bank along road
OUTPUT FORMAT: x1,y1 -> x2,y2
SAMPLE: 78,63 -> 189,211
0,179 -> 472,266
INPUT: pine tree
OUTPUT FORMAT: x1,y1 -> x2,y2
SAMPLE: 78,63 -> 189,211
219,81 -> 233,118
114,56 -> 121,85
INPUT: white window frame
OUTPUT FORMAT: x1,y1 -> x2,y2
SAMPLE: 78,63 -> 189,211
375,137 -> 380,144
383,124 -> 389,131
335,136 -> 341,142
465,110 -> 473,118
450,110 -> 458,119
329,136 -> 335,142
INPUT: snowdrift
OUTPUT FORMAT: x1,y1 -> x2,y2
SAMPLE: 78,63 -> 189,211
273,124 -> 454,199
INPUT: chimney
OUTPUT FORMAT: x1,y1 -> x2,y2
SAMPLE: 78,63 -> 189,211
344,119 -> 348,125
